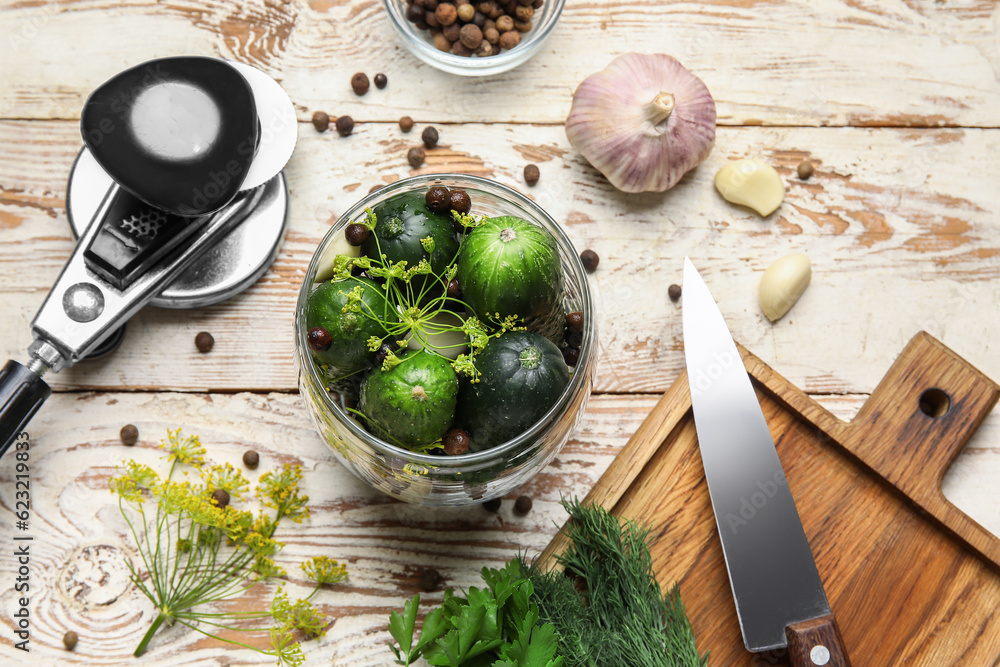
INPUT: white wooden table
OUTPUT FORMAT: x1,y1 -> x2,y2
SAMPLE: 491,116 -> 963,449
0,1 -> 998,664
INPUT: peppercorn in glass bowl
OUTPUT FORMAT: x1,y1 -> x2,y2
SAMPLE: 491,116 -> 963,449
295,174 -> 595,506
382,0 -> 565,76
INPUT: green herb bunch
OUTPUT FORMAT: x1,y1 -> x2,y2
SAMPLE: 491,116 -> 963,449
389,560 -> 563,667
523,500 -> 707,667
386,500 -> 706,667
330,208 -> 520,381
109,430 -> 348,665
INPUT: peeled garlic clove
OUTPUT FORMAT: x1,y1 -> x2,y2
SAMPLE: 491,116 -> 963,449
759,253 -> 811,322
566,53 -> 716,193
715,159 -> 785,216
314,232 -> 361,282
405,311 -> 469,360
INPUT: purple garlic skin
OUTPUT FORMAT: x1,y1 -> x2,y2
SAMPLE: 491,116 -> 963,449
566,53 -> 717,194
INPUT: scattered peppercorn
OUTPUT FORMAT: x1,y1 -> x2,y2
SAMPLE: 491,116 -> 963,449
120,424 -> 139,446
514,495 -> 533,515
308,326 -> 333,352
425,186 -> 451,213
498,29 -> 520,49
399,116 -> 415,132
523,163 -> 540,186
449,189 -> 471,214
435,2 -> 458,25
565,311 -> 583,332
407,146 -> 426,167
447,278 -> 462,299
63,631 -> 78,651
422,126 -> 439,149
580,249 -> 599,273
482,497 -> 502,512
195,331 -> 215,353
335,115 -> 354,137
374,73 -> 388,89
311,111 -> 329,133
211,488 -> 230,509
351,72 -> 370,95
420,567 -> 443,591
668,283 -> 682,302
346,222 -> 370,246
243,450 -> 260,469
459,23 -> 483,49
797,160 -> 814,180
562,346 -> 580,366
443,428 -> 471,455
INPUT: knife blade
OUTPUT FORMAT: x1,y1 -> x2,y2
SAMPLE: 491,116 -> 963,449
681,258 -> 851,667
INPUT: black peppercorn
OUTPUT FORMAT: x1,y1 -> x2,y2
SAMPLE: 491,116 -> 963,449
565,311 -> 583,332
407,146 -> 426,168
120,424 -> 139,446
668,284 -> 682,302
514,495 -> 533,515
422,125 -> 439,149
425,186 -> 451,213
447,278 -> 462,299
311,110 -> 329,133
335,115 -> 354,137
449,189 -> 471,214
562,346 -> 580,366
195,331 -> 215,353
308,327 -> 333,352
345,222 -> 370,245
482,498 -> 502,512
523,163 -> 539,186
442,428 -> 470,455
243,450 -> 260,469
420,568 -> 443,591
399,116 -> 415,132
351,72 -> 370,95
211,488 -> 230,509
580,249 -> 599,272
374,73 -> 388,89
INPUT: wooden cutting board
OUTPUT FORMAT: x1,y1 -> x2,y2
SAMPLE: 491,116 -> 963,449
540,332 -> 1000,666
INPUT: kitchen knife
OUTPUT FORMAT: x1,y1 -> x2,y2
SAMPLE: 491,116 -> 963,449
681,258 -> 851,667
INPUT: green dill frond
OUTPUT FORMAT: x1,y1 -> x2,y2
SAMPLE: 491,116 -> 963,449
161,429 -> 206,466
302,556 -> 349,586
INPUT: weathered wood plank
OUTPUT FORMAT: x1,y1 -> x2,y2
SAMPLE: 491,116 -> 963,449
0,391 -> 994,665
1,0 -> 999,126
1,120 -> 998,395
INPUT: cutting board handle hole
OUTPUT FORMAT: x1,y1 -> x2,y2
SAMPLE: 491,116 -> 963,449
918,388 -> 951,418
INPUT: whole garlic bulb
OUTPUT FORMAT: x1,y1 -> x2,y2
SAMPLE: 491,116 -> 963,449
566,53 -> 716,193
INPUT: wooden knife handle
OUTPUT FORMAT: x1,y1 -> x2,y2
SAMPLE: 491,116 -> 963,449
786,614 -> 852,667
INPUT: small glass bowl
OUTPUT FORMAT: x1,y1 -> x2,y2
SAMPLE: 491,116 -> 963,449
382,0 -> 566,77
295,174 -> 595,506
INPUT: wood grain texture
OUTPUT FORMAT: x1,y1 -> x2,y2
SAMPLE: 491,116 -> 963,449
1,121 -> 999,397
540,334 -> 1000,666
2,1 -> 1000,126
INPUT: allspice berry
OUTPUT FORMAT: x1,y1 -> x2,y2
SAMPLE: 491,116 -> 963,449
374,73 -> 388,89
442,428 -> 470,455
345,222 -> 370,246
797,160 -> 814,180
451,41 -> 473,57
523,163 -> 540,186
351,72 -> 370,95
482,498 -> 502,512
496,14 -> 514,31
498,29 -> 520,50
243,450 -> 260,469
422,125 -> 439,149
562,346 -> 580,366
433,32 -> 451,51
308,327 -> 333,352
484,27 -> 500,44
399,116 -> 415,132
425,186 -> 451,213
311,111 -> 330,132
668,284 -> 682,302
335,115 -> 354,137
514,495 -> 533,515
449,189 -> 471,214
211,488 -> 230,509
443,22 -> 461,42
120,424 -> 139,446
514,4 -> 533,20
435,2 -> 458,25
514,19 -> 532,32
63,630 -> 79,650
195,331 -> 215,353
457,2 -> 475,21
475,41 -> 495,57
407,146 -> 426,167
580,249 -> 599,273
565,311 -> 583,332
420,568 -> 443,591
459,23 -> 483,49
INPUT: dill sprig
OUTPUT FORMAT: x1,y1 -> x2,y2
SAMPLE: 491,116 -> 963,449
109,430 -> 348,665
522,499 -> 708,667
